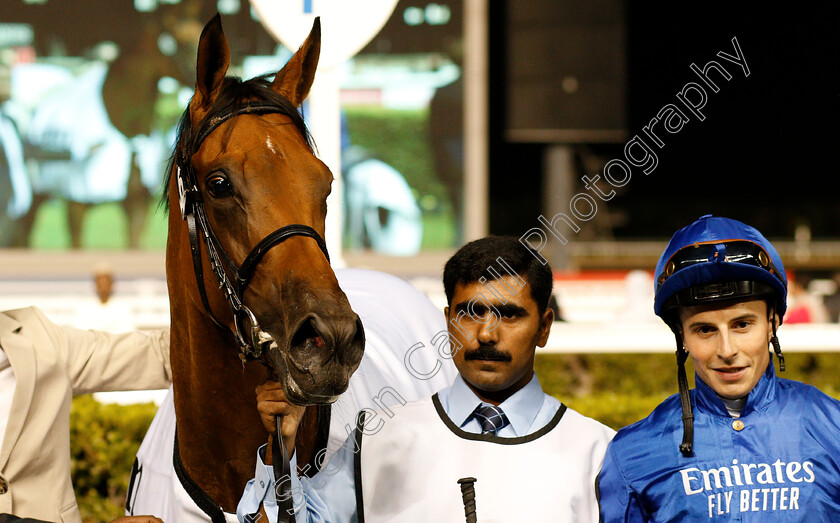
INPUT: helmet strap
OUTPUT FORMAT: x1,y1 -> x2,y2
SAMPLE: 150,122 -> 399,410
674,331 -> 694,456
769,310 -> 785,372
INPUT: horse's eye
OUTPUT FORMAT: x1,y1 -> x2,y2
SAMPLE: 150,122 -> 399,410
207,174 -> 233,198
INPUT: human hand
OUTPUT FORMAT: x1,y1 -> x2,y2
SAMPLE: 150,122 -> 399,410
256,380 -> 306,464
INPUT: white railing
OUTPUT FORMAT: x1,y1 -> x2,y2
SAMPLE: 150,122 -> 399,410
3,277 -> 838,353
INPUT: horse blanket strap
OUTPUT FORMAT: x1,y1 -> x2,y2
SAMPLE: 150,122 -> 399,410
308,404 -> 332,475
353,411 -> 366,523
173,428 -> 227,523
273,416 -> 295,523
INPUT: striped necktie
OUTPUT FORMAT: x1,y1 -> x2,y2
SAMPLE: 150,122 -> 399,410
473,403 -> 509,435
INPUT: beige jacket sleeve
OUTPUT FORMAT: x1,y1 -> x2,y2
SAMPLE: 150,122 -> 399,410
31,306 -> 171,395
0,307 -> 171,522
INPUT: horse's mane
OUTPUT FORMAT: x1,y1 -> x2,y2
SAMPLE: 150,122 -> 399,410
160,74 -> 314,210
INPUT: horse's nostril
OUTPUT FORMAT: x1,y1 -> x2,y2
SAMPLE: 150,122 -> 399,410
291,316 -> 322,351
288,314 -> 364,368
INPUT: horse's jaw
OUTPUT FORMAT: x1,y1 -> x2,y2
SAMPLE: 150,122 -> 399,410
269,350 -> 355,406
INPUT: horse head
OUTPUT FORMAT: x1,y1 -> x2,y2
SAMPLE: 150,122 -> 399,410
169,14 -> 364,405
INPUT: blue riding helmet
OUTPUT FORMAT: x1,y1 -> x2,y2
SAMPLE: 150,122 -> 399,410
654,215 -> 787,320
653,215 -> 788,456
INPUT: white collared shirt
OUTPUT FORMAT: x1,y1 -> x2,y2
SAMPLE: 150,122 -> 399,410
437,373 -> 562,437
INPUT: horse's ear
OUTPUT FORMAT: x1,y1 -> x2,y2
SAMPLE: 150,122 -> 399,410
190,13 -> 230,126
271,17 -> 321,107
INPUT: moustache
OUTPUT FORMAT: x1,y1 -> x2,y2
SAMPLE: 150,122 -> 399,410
464,344 -> 512,362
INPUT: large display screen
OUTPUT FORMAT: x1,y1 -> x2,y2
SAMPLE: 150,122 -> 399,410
0,0 -> 464,255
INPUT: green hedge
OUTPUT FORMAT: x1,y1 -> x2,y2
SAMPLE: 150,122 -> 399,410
70,353 -> 840,519
70,396 -> 158,522
535,353 -> 840,430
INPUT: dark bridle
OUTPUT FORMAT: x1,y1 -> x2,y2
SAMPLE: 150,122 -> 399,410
173,96 -> 329,523
176,99 -> 330,363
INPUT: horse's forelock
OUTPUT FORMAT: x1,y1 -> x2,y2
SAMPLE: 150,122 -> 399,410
160,75 -> 314,211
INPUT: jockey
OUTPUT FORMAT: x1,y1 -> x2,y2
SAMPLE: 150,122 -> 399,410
597,215 -> 840,521
239,236 -> 615,522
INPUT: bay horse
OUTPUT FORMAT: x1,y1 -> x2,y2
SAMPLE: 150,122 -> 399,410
162,14 -> 365,514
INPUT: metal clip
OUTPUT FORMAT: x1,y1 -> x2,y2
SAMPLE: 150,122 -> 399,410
177,167 -> 193,219
234,306 -> 274,360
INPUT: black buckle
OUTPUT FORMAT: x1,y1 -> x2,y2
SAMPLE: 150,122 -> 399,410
690,281 -> 738,301
672,280 -> 775,308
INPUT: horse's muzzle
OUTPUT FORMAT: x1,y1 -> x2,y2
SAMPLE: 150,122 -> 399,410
268,312 -> 365,405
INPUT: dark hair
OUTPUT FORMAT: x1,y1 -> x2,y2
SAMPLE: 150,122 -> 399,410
443,236 -> 553,314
